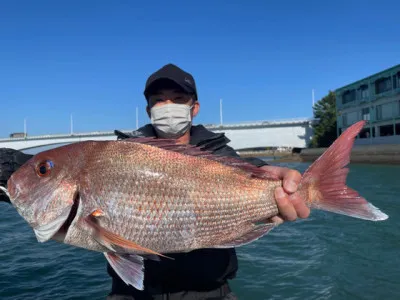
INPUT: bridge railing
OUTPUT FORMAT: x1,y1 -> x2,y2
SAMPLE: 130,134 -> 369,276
0,130 -> 134,142
202,117 -> 318,128
0,117 -> 319,141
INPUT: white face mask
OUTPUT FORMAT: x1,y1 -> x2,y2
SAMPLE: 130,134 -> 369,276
150,103 -> 193,138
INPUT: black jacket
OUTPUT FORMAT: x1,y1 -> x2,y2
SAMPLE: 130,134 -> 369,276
109,124 -> 268,297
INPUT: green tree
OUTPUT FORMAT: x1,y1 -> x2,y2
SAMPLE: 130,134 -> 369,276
309,90 -> 337,148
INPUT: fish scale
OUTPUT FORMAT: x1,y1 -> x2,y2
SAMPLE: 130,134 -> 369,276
81,143 -> 275,253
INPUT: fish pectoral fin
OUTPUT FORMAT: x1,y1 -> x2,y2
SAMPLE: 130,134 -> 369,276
85,215 -> 173,260
214,222 -> 276,248
104,252 -> 145,290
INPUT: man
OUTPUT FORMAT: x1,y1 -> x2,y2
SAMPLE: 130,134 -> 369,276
0,63 -> 310,300
109,64 -> 309,299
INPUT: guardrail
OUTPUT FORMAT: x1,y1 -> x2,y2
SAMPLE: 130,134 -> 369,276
202,117 -> 317,129
0,130 -> 131,142
0,117 -> 318,142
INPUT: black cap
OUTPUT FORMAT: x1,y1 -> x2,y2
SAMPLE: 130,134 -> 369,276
144,63 -> 198,100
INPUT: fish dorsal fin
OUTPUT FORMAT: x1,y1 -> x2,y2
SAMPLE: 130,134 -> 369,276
120,137 -> 279,181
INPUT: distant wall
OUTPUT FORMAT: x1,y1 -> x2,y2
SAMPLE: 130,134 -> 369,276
300,144 -> 400,164
213,123 -> 313,149
355,135 -> 400,145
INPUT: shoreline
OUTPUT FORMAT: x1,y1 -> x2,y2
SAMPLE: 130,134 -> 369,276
238,144 -> 400,165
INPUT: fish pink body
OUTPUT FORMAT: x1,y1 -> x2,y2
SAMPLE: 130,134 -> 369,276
2,120 -> 388,290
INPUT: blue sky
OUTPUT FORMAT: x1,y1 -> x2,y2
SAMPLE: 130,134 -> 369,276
0,0 -> 399,137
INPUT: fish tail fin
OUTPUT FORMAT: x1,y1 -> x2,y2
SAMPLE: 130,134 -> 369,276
298,120 -> 388,221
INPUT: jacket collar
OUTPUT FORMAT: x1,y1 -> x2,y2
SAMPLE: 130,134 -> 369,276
114,124 -> 231,147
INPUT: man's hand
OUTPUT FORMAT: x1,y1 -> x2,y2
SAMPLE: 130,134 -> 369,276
260,165 -> 310,224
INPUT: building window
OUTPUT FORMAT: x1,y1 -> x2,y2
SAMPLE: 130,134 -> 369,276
375,102 -> 394,120
342,114 -> 347,126
394,100 -> 400,117
396,72 -> 400,89
395,100 -> 400,117
384,102 -> 394,119
358,84 -> 369,100
342,89 -> 356,104
379,124 -> 394,136
393,72 -> 400,89
362,107 -> 370,120
376,105 -> 382,120
375,77 -> 392,94
347,111 -> 358,125
359,128 -> 372,138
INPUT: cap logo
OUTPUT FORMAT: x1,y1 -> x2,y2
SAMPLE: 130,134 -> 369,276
184,77 -> 192,85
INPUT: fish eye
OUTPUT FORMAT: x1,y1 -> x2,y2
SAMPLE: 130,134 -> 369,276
36,160 -> 54,177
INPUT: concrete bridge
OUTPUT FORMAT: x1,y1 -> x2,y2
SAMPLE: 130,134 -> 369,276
0,118 -> 317,151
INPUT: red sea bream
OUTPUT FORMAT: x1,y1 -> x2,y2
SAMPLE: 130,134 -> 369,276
0,120 -> 388,290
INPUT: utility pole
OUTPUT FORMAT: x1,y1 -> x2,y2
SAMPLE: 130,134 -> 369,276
70,114 -> 74,135
312,89 -> 316,118
220,98 -> 223,126
312,89 -> 315,107
24,118 -> 27,137
136,106 -> 139,129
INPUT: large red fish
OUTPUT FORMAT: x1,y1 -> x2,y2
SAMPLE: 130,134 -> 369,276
0,120 -> 388,290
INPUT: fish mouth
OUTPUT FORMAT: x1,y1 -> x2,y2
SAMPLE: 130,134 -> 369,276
55,191 -> 80,241
33,191 -> 80,243
4,175 -> 19,202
